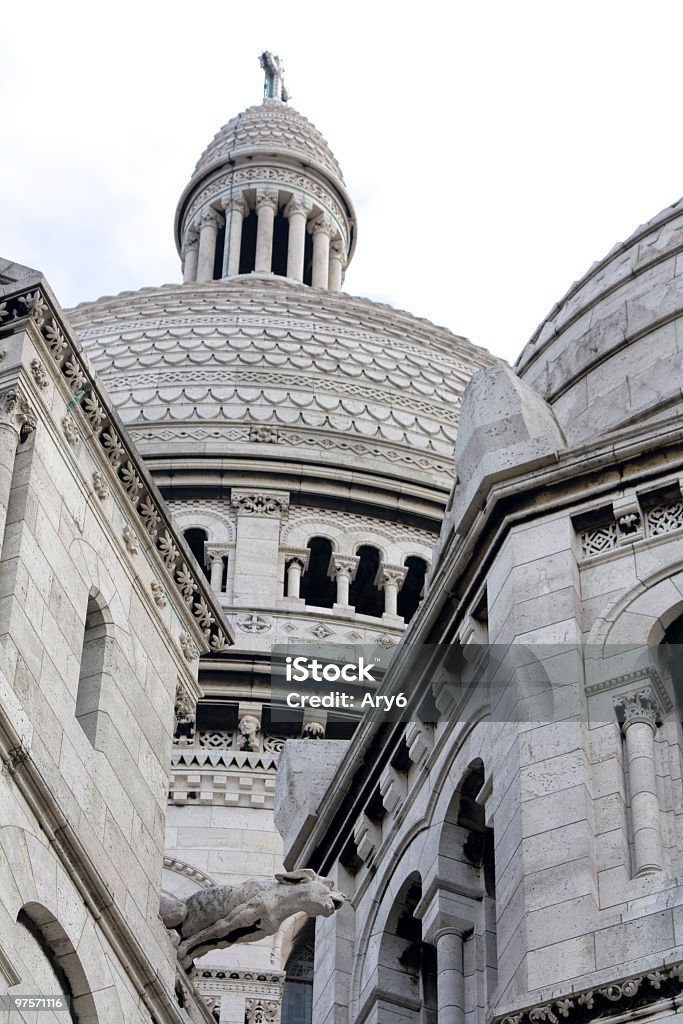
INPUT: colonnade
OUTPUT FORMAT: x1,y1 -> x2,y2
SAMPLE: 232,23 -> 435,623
284,549 -> 408,618
182,189 -> 346,290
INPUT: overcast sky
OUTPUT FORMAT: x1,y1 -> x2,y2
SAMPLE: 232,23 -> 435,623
2,1 -> 683,362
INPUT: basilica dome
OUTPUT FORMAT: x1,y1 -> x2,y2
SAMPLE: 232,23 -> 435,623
517,197 -> 683,443
68,275 -> 493,518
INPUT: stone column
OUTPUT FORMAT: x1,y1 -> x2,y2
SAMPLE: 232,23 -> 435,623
376,563 -> 408,618
435,930 -> 466,1024
182,229 -> 199,283
206,548 -> 227,593
328,554 -> 359,610
221,193 -> 249,277
329,237 -> 346,292
254,190 -> 279,273
283,548 -> 310,600
284,196 -> 311,282
0,389 -> 36,561
196,208 -> 223,283
616,686 -> 663,875
309,215 -> 333,289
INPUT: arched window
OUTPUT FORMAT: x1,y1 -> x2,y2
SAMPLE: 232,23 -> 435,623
300,537 -> 336,608
397,556 -> 428,623
17,903 -> 99,1022
76,590 -> 110,747
377,874 -> 436,1021
183,528 -> 209,581
281,922 -> 315,1024
350,545 -> 383,617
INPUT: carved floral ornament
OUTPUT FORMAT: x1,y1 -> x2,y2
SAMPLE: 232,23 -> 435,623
497,961 -> 683,1024
0,387 -> 36,436
230,489 -> 289,517
0,286 -> 232,655
613,685 -> 662,732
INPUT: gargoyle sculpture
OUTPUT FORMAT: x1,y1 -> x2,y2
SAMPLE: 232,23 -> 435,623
160,869 -> 345,968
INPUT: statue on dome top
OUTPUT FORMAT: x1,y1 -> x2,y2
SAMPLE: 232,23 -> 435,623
260,50 -> 289,103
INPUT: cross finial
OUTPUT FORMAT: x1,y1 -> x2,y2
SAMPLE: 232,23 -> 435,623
259,51 -> 289,103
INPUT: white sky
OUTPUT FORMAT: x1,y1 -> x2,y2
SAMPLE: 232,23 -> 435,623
2,0 -> 683,363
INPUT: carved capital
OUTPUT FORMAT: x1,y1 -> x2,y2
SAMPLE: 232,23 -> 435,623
282,546 -> 310,571
174,681 -> 196,742
0,388 -> 36,437
199,207 -> 223,230
182,229 -> 199,254
328,554 -> 359,581
308,214 -> 333,237
330,237 -> 346,264
255,189 -> 279,213
284,194 -> 312,220
231,489 -> 289,517
375,563 -> 408,590
206,546 -> 230,565
221,192 -> 249,217
614,685 -> 661,733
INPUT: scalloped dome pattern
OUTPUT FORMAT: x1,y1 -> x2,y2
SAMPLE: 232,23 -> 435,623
68,277 -> 494,482
192,101 -> 344,183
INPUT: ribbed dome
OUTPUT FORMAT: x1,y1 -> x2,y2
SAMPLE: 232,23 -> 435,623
517,197 -> 683,443
68,277 -> 494,492
191,100 -> 344,184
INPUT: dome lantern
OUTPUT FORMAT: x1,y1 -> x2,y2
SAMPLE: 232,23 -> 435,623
175,52 -> 356,290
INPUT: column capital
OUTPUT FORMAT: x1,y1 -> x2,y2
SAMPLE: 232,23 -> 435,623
206,545 -> 230,563
282,546 -> 310,571
308,213 -> 333,237
199,207 -> 223,229
330,237 -> 346,263
183,227 -> 199,250
614,685 -> 661,734
284,194 -> 312,219
255,189 -> 279,213
0,387 -> 36,436
328,553 -> 359,581
375,563 -> 408,590
221,192 -> 250,217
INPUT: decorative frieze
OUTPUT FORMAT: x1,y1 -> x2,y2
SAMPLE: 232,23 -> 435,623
579,490 -> 683,558
496,961 -> 683,1024
231,489 -> 290,517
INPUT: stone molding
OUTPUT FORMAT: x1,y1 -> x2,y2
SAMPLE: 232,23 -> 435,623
0,284 -> 233,655
495,960 -> 683,1024
163,857 -> 216,889
585,667 -> 673,713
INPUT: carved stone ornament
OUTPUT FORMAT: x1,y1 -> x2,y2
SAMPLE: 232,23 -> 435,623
159,868 -> 345,968
284,194 -> 312,219
30,358 -> 48,389
62,416 -> 79,446
495,960 -> 683,1024
245,999 -> 279,1024
122,524 -> 138,555
231,490 -> 289,517
613,685 -> 661,733
92,471 -> 109,500
174,682 -> 196,742
302,721 -> 325,739
328,554 -> 359,581
221,192 -> 249,217
255,189 -> 279,213
150,581 -> 167,608
236,613 -> 272,634
375,563 -> 408,589
200,207 -> 223,229
308,213 -> 333,237
0,388 -> 36,436
237,714 -> 261,752
179,632 -> 198,662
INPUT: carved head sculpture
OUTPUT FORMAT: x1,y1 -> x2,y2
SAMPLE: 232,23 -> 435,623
238,714 -> 261,751
161,869 -> 345,968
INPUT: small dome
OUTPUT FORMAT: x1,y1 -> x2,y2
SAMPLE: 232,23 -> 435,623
517,197 -> 683,442
191,100 -> 344,185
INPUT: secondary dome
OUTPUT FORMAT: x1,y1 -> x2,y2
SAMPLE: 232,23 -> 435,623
517,197 -> 683,443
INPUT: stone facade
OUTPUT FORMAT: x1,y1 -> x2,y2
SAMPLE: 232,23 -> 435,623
275,198 -> 683,1024
0,261 -> 231,1022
